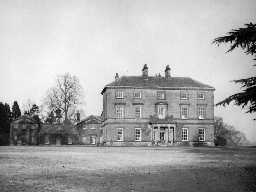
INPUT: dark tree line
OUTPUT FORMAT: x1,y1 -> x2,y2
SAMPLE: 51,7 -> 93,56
0,101 -> 21,145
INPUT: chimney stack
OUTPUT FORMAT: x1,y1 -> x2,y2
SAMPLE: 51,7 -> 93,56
142,64 -> 148,78
115,73 -> 119,81
76,111 -> 80,122
165,65 -> 171,78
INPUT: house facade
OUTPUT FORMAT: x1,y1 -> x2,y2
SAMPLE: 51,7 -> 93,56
101,65 -> 215,146
76,115 -> 103,145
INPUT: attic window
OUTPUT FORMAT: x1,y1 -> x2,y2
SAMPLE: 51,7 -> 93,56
197,92 -> 205,100
115,91 -> 124,99
180,91 -> 189,100
133,91 -> 141,99
157,91 -> 166,100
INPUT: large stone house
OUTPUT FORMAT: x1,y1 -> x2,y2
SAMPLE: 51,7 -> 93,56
101,65 -> 215,146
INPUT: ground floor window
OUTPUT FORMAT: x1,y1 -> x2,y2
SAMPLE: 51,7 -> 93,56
182,128 -> 188,141
90,136 -> 96,144
68,137 -> 72,144
198,128 -> 205,141
117,128 -> 124,141
45,135 -> 49,144
135,128 -> 142,141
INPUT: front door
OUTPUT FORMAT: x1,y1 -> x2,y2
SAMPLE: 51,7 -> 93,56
160,131 -> 165,143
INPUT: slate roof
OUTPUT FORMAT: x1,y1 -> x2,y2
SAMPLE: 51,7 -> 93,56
76,115 -> 102,126
12,115 -> 37,124
40,122 -> 77,135
101,76 -> 215,94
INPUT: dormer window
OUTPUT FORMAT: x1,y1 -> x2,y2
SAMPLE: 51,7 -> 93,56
115,91 -> 124,99
133,91 -> 141,99
157,91 -> 166,100
180,91 -> 189,100
197,92 -> 205,100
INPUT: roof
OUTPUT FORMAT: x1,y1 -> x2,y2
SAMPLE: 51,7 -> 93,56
101,76 -> 215,94
40,122 -> 77,135
11,115 -> 37,124
76,115 -> 102,126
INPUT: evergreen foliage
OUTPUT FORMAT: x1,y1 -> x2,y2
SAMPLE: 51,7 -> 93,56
213,23 -> 256,119
12,101 -> 21,120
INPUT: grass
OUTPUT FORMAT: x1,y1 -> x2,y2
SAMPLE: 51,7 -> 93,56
0,146 -> 256,192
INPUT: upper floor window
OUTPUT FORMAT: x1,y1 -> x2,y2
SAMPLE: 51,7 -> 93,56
133,91 -> 142,99
182,128 -> 188,141
135,106 -> 142,118
181,105 -> 189,119
115,105 -> 124,119
157,91 -> 166,100
198,128 -> 205,141
198,106 -> 206,119
135,128 -> 142,141
180,91 -> 189,100
115,91 -> 124,99
117,128 -> 124,141
157,104 -> 167,119
197,92 -> 205,100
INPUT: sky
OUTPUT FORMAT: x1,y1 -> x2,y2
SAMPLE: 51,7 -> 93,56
0,0 -> 256,142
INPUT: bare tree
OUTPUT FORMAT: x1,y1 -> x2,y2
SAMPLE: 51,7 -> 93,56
44,73 -> 84,121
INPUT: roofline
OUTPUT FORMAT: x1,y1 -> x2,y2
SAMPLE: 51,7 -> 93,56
101,85 -> 215,94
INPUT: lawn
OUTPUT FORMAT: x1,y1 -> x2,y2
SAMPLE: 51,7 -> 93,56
0,146 -> 256,192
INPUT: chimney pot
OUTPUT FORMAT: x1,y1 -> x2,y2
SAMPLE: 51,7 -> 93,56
165,65 -> 171,78
115,73 -> 119,81
142,64 -> 148,78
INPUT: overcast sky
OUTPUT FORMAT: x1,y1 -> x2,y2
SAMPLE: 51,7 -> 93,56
0,0 -> 256,142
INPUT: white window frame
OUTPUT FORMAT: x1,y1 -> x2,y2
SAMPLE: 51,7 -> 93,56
198,106 -> 206,119
180,91 -> 189,100
157,91 -> 166,100
181,105 -> 189,119
115,105 -> 124,119
115,91 -> 124,99
157,104 -> 167,119
133,91 -> 142,99
182,128 -> 188,141
117,128 -> 124,141
135,128 -> 142,141
135,106 -> 142,118
197,92 -> 205,100
198,128 -> 205,142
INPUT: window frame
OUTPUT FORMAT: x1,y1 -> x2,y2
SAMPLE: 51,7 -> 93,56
198,106 -> 206,119
180,105 -> 189,119
180,91 -> 189,100
135,128 -> 142,141
117,128 -> 124,141
135,106 -> 142,119
115,91 -> 124,99
197,92 -> 205,100
198,128 -> 205,142
182,128 -> 188,141
115,105 -> 124,119
133,91 -> 142,99
157,91 -> 166,100
157,104 -> 167,119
